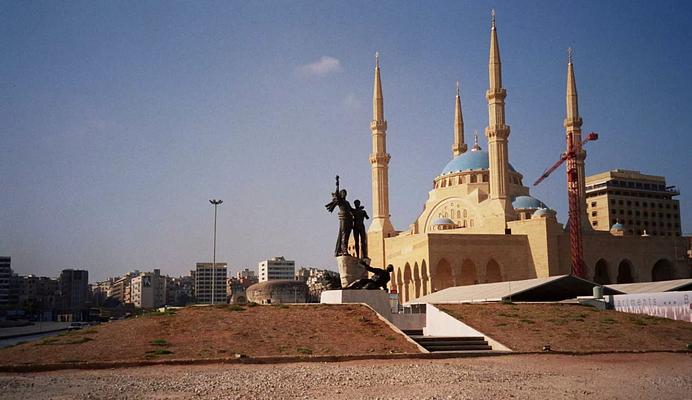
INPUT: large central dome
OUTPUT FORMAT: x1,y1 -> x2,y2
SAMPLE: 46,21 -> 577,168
440,150 -> 516,175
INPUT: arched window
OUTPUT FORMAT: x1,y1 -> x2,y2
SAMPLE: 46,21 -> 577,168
486,259 -> 502,283
433,259 -> 453,292
651,259 -> 674,281
593,259 -> 610,285
616,260 -> 634,283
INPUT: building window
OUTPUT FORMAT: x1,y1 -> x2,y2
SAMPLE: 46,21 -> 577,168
592,221 -> 598,226
591,211 -> 597,217
591,202 -> 597,207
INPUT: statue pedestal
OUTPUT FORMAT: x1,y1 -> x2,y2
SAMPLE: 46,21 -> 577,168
336,255 -> 368,288
320,289 -> 393,321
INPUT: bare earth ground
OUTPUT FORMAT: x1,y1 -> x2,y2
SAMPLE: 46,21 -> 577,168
0,305 -> 419,366
438,303 -> 692,352
0,353 -> 690,399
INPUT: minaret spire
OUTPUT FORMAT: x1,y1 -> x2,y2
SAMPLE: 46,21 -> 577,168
373,51 -> 384,122
369,51 -> 395,268
452,81 -> 467,156
563,47 -> 589,230
485,9 -> 511,204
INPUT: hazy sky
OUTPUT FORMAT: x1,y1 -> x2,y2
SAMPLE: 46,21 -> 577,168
2,1 -> 691,282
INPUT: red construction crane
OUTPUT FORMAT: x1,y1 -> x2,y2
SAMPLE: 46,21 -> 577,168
533,132 -> 598,278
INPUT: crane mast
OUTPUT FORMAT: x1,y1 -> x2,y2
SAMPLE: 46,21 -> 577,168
533,132 -> 598,278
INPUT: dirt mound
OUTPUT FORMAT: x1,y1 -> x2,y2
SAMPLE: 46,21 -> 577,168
0,304 -> 419,366
438,303 -> 692,352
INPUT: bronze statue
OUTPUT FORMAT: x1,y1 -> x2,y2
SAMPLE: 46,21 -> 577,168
345,260 -> 393,291
325,176 -> 353,256
351,199 -> 369,259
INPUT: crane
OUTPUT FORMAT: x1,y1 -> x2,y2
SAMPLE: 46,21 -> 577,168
533,132 -> 598,278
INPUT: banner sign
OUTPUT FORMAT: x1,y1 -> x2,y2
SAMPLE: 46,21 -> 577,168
610,291 -> 691,322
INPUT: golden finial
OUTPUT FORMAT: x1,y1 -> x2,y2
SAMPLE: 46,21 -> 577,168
375,51 -> 380,68
567,47 -> 574,64
456,80 -> 460,96
491,9 -> 496,29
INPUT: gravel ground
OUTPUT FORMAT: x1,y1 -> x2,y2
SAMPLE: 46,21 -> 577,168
1,353 -> 690,399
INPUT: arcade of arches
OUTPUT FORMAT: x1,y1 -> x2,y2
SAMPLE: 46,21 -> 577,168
390,256 -> 682,303
391,258 -> 504,302
590,258 -> 678,285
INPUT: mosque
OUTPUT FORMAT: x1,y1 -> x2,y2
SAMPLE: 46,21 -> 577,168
363,13 -> 690,303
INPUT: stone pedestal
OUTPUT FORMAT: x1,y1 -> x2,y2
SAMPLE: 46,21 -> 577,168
336,255 -> 367,288
320,289 -> 393,320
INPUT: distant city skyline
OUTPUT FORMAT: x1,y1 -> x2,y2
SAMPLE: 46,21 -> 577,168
2,1 -> 691,281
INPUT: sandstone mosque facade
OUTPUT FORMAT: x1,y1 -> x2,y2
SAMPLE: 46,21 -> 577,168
363,13 -> 690,303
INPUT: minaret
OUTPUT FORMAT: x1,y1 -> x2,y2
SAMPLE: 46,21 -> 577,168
452,81 -> 467,156
368,52 -> 395,267
564,48 -> 589,229
485,9 -> 511,203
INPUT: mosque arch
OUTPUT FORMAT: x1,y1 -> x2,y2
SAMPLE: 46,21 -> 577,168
433,258 -> 453,292
651,259 -> 674,282
485,259 -> 502,283
403,263 -> 412,303
396,267 -> 404,300
421,260 -> 429,296
389,266 -> 398,293
593,259 -> 611,285
413,262 -> 421,299
460,259 -> 477,286
616,259 -> 634,284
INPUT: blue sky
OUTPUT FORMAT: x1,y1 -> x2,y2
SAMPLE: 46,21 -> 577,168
2,1 -> 691,281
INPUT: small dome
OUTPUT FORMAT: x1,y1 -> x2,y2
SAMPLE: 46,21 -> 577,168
432,217 -> 455,225
440,150 -> 516,175
512,195 -> 548,210
532,208 -> 554,217
611,222 -> 624,230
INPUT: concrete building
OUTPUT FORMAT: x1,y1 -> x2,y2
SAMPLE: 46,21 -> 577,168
258,256 -> 295,282
58,269 -> 89,310
585,169 -> 681,237
362,12 -> 689,304
107,271 -> 139,304
166,275 -> 194,306
18,275 -> 59,314
195,263 -> 227,304
246,280 -> 308,304
296,267 -> 340,302
237,268 -> 257,280
130,269 -> 167,309
0,257 -> 11,309
57,269 -> 89,320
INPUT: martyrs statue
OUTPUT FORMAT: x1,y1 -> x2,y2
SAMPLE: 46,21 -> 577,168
351,199 -> 369,259
325,175 -> 353,257
345,260 -> 393,291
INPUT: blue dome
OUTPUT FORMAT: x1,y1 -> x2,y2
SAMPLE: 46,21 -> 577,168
441,150 -> 516,175
432,217 -> 455,225
512,195 -> 548,210
611,222 -> 624,230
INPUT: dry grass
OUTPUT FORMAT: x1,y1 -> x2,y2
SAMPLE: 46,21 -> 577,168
438,303 -> 692,352
0,304 -> 419,366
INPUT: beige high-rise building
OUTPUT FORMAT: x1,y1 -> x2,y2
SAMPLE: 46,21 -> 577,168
130,269 -> 167,309
585,169 -> 681,237
362,11 -> 689,304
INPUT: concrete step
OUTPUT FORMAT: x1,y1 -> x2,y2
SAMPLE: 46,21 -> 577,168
408,335 -> 493,353
402,329 -> 423,336
413,336 -> 486,343
423,343 -> 493,351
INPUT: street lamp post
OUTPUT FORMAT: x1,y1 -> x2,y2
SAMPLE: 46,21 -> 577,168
209,199 -> 223,304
